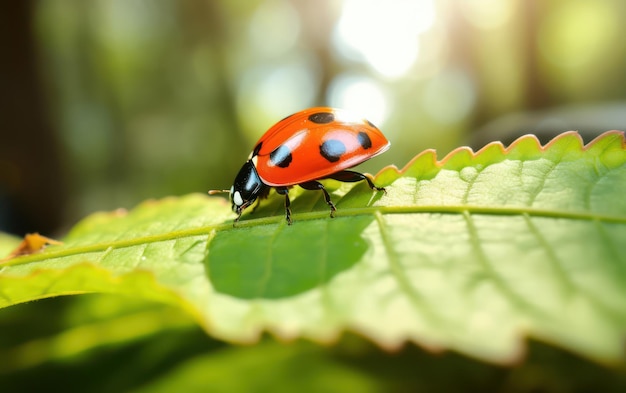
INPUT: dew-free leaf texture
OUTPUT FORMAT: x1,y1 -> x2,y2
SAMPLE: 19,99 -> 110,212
1,131 -> 625,364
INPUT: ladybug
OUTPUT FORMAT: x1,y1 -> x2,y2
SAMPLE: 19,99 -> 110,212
211,107 -> 390,225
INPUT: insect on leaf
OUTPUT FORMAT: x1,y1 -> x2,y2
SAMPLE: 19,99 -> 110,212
1,131 -> 626,364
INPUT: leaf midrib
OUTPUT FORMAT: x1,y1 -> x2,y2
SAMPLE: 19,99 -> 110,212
3,204 -> 625,269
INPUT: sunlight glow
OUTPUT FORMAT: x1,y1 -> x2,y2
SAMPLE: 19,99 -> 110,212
461,0 -> 514,30
539,1 -> 618,70
237,62 -> 319,140
327,74 -> 389,126
333,0 -> 435,79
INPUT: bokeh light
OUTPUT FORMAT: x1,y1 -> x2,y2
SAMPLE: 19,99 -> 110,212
461,0 -> 515,30
539,1 -> 619,70
327,73 -> 389,126
333,0 -> 436,79
236,60 -> 320,140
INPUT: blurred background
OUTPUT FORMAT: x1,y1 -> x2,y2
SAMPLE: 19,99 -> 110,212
2,0 -> 625,236
2,1 -> 626,391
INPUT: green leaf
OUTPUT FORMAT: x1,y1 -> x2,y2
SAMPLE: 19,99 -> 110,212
131,340 -> 386,393
1,131 -> 625,364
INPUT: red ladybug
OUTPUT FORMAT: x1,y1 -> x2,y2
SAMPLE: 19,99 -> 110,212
211,107 -> 390,224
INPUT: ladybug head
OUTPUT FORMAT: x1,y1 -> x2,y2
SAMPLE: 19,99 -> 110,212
230,160 -> 266,219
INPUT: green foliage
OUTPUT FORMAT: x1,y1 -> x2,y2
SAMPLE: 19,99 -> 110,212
2,131 -> 626,368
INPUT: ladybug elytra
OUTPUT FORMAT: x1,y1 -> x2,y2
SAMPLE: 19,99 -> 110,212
211,107 -> 390,225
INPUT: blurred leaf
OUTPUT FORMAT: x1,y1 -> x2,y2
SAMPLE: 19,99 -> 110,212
1,302 -> 193,373
132,340 -> 384,393
124,337 -> 626,393
1,131 -> 625,364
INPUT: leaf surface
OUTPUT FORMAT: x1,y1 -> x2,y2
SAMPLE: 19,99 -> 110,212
2,131 -> 626,363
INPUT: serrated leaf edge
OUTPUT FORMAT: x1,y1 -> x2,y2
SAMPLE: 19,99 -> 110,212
375,130 -> 626,178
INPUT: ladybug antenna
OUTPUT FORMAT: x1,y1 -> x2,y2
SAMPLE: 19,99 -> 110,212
208,189 -> 230,195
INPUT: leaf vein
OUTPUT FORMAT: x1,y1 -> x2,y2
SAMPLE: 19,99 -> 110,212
463,211 -> 552,320
523,214 -> 575,298
526,158 -> 557,207
374,211 -> 448,333
5,205 -> 626,269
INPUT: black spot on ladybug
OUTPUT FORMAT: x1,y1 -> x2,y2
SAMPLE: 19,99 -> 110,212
366,120 -> 379,129
270,145 -> 292,168
320,139 -> 346,162
309,112 -> 335,124
252,142 -> 263,156
357,132 -> 372,149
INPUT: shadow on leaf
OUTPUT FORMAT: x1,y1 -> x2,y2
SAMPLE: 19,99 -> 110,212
206,215 -> 374,299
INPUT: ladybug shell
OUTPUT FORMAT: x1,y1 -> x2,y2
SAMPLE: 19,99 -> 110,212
252,107 -> 390,186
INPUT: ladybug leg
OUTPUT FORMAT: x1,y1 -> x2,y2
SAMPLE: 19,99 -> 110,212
299,181 -> 337,218
250,199 -> 262,214
275,187 -> 292,225
326,170 -> 386,194
233,207 -> 243,227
